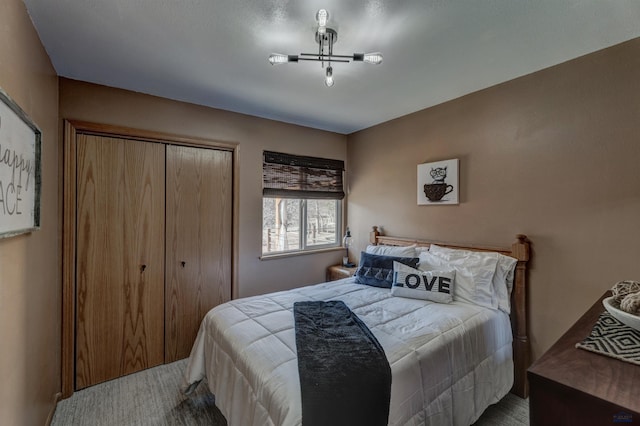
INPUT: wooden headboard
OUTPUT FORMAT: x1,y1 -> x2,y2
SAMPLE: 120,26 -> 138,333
369,226 -> 531,398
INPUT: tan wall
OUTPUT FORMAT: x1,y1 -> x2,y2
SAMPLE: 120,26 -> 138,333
0,0 -> 60,424
59,78 -> 347,298
347,37 -> 640,361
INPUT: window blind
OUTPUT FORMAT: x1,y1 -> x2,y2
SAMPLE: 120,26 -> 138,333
263,151 -> 345,200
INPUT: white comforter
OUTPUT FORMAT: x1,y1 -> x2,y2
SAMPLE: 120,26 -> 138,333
183,278 -> 514,426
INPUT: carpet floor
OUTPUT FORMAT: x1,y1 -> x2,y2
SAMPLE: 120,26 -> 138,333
52,359 -> 529,425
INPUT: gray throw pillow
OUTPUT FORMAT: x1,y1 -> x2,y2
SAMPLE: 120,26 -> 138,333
355,252 -> 419,288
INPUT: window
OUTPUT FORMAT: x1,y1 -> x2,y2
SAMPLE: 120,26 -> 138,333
262,198 -> 340,254
261,151 -> 344,256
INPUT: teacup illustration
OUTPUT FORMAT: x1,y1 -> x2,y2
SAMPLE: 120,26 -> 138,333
423,183 -> 453,201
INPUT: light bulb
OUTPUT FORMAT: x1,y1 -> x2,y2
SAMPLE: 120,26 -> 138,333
268,54 -> 298,65
363,52 -> 383,65
353,52 -> 383,65
316,9 -> 329,27
325,66 -> 334,87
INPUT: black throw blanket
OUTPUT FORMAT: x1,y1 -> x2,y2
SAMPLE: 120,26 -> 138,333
293,300 -> 392,426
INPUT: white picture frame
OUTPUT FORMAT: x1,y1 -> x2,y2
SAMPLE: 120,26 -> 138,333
0,87 -> 42,238
417,158 -> 459,205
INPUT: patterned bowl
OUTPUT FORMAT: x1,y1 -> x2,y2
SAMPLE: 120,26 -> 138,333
603,296 -> 640,332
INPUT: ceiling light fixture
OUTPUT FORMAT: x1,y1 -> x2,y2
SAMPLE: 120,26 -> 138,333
268,9 -> 383,87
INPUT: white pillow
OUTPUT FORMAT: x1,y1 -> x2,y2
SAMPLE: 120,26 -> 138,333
391,261 -> 455,303
366,244 -> 417,258
429,244 -> 516,313
492,253 -> 517,313
419,250 -> 498,310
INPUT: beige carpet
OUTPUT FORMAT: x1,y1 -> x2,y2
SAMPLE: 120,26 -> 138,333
52,359 -> 528,425
472,393 -> 530,426
52,360 -> 226,426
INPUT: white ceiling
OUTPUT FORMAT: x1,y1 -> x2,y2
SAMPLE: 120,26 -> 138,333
22,0 -> 640,134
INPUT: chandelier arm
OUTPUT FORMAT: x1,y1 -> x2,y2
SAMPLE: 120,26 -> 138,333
328,31 -> 333,67
299,53 -> 353,59
297,57 -> 350,63
319,33 -> 324,68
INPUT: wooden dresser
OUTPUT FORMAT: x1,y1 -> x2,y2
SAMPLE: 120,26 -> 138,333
528,292 -> 640,426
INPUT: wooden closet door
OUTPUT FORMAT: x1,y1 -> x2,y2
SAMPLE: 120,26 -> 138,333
75,134 -> 165,389
165,145 -> 232,362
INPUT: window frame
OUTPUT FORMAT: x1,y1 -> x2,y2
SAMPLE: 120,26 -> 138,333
261,197 -> 342,257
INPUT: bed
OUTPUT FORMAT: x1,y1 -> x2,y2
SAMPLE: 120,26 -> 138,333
183,231 -> 531,426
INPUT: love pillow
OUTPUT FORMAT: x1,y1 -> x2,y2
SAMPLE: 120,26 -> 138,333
392,261 -> 456,303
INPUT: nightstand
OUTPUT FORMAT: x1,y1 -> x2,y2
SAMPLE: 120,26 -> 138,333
326,264 -> 357,282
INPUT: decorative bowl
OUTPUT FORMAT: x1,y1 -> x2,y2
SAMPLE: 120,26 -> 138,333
602,296 -> 640,332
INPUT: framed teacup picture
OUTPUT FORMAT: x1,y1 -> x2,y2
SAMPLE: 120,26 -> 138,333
417,158 -> 459,205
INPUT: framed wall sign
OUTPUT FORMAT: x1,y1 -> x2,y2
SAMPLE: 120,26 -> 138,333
0,87 -> 41,238
417,158 -> 459,205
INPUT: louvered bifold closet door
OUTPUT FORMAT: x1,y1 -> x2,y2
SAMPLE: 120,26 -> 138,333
75,135 -> 166,389
165,145 -> 233,362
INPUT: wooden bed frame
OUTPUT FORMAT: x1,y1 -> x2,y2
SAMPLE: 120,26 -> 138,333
368,227 -> 531,398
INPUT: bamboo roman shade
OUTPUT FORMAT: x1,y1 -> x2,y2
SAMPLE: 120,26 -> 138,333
263,151 -> 345,200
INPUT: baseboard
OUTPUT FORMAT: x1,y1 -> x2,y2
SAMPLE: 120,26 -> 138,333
45,392 -> 62,426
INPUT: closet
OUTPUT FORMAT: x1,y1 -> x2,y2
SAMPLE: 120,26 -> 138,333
63,121 -> 234,394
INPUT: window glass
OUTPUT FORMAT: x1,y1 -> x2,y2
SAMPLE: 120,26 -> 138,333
262,198 -> 301,253
305,199 -> 338,247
